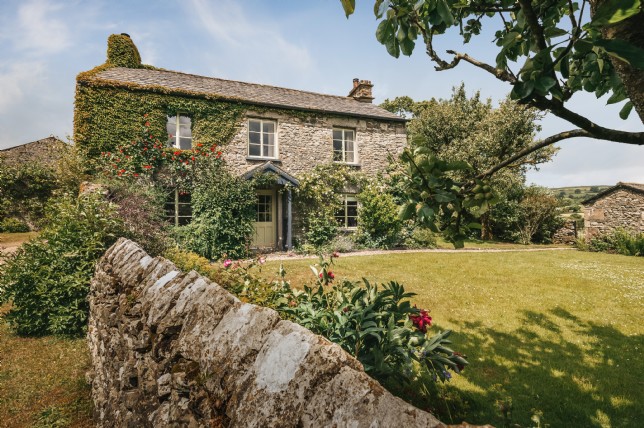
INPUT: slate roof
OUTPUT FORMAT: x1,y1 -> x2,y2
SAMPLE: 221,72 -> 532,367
582,182 -> 644,205
92,67 -> 405,122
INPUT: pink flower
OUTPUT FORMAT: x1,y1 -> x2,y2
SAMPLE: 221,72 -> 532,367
223,259 -> 233,268
409,308 -> 432,333
332,251 -> 340,258
258,257 -> 266,265
319,271 -> 335,281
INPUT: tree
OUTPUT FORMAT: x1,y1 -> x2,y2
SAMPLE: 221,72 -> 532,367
341,0 -> 644,170
384,84 -> 556,238
515,186 -> 564,244
341,0 -> 643,247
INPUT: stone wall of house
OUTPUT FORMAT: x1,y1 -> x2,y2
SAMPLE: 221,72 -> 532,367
0,137 -> 66,167
222,110 -> 406,179
584,188 -> 644,239
88,238 -> 456,427
552,220 -> 578,245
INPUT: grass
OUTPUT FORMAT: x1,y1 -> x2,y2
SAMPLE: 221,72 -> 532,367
0,305 -> 93,428
263,249 -> 643,427
0,232 -> 92,427
0,232 -> 38,247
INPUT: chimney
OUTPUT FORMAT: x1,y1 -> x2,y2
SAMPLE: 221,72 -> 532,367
348,78 -> 374,103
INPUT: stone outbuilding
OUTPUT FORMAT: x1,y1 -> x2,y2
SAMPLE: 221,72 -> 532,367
582,182 -> 644,239
0,136 -> 66,167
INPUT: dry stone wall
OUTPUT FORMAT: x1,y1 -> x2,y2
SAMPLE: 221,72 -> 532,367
88,238 -> 450,427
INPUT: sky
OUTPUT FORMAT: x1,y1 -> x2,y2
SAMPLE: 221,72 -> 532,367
0,0 -> 642,187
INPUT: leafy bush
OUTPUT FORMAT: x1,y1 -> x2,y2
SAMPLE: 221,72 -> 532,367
356,182 -> 402,249
106,180 -> 171,256
402,224 -> 438,249
175,159 -> 255,260
577,229 -> 644,256
278,255 -> 467,385
0,218 -> 30,233
0,194 -> 122,336
295,164 -> 361,249
0,160 -> 58,228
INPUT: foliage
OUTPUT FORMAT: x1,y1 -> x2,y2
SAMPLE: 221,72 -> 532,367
514,186 -> 564,244
175,158 -> 255,260
342,0 -> 644,145
294,163 -> 362,249
99,115 -> 223,190
105,180 -> 172,256
398,146 -> 491,247
0,218 -> 30,233
0,194 -> 122,336
577,228 -> 644,256
106,33 -> 142,68
0,159 -> 59,228
356,181 -> 403,248
402,224 -> 438,249
278,255 -> 468,385
384,85 -> 556,241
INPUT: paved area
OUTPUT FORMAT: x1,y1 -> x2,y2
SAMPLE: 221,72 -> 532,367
264,246 -> 575,261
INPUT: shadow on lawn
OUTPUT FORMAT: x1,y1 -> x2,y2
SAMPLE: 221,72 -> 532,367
442,308 -> 643,427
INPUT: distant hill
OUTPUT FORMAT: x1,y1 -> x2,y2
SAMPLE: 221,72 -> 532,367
551,185 -> 611,212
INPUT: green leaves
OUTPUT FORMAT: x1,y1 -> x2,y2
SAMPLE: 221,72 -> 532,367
594,38 -> 644,69
340,0 -> 356,17
591,0 -> 641,27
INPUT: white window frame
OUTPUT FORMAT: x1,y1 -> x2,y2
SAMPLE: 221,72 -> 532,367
247,118 -> 278,159
335,194 -> 358,230
167,114 -> 192,150
165,189 -> 192,227
333,128 -> 357,164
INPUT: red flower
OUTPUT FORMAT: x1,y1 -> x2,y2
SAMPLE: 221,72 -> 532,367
319,271 -> 335,281
409,308 -> 432,333
133,173 -> 139,177
174,151 -> 181,156
191,156 -> 195,161
143,165 -> 152,169
143,113 -> 149,118
145,121 -> 151,127
196,143 -> 203,147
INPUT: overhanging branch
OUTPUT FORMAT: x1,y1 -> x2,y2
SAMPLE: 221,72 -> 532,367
477,129 -> 595,179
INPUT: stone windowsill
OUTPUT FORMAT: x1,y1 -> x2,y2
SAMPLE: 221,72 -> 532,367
246,156 -> 281,163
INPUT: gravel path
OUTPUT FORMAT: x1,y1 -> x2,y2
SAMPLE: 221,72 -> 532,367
264,246 -> 575,261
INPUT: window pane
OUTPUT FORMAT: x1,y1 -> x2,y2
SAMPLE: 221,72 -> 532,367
347,202 -> 358,218
333,150 -> 343,162
263,144 -> 274,158
167,116 -> 177,145
347,216 -> 358,228
249,132 -> 260,145
333,139 -> 343,152
178,203 -> 192,217
249,143 -> 261,157
263,121 -> 275,134
345,140 -> 354,163
333,130 -> 342,140
345,130 -> 354,142
265,132 -> 275,147
179,137 -> 192,150
249,120 -> 261,132
179,115 -> 191,125
179,124 -> 192,138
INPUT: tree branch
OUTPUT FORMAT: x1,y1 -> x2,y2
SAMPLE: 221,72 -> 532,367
517,0 -> 548,51
442,50 -> 517,83
531,95 -> 644,144
477,129 -> 596,179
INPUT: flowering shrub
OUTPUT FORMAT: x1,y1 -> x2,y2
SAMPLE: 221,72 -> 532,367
100,115 -> 222,189
278,254 -> 468,384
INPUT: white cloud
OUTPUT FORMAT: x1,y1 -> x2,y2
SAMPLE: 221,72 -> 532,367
14,0 -> 70,54
185,0 -> 313,79
0,61 -> 44,114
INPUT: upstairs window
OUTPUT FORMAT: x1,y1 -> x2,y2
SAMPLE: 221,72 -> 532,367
248,119 -> 277,158
167,114 -> 192,150
333,128 -> 355,163
335,195 -> 358,229
165,189 -> 192,226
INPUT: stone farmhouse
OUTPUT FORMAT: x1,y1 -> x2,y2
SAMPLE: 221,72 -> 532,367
74,34 -> 406,251
582,182 -> 644,238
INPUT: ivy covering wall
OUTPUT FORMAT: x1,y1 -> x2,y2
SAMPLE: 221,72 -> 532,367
74,34 -> 251,169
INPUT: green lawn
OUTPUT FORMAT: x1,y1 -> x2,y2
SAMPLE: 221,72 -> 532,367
264,250 -> 644,427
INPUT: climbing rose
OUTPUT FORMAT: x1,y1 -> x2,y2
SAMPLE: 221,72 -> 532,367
409,308 -> 432,333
